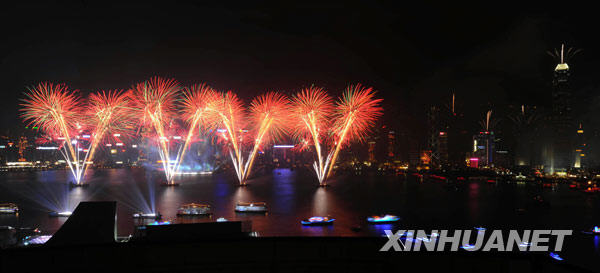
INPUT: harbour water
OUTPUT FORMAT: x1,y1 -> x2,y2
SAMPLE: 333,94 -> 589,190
0,168 -> 599,238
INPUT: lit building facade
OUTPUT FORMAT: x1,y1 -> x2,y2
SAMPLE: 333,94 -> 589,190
472,131 -> 495,168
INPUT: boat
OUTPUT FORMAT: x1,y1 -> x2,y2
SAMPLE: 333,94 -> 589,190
49,211 -> 72,217
0,203 -> 18,214
581,226 -> 600,235
367,214 -> 400,223
549,252 -> 564,261
461,244 -> 476,250
301,216 -> 335,225
133,212 -> 161,219
235,202 -> 268,213
148,221 -> 171,226
176,203 -> 211,216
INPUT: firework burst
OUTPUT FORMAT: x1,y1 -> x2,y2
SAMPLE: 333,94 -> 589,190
211,91 -> 248,184
20,83 -> 86,184
129,77 -> 181,184
84,90 -> 135,166
290,86 -> 334,184
20,83 -> 133,185
327,84 -> 383,178
291,84 -> 382,185
174,83 -> 220,176
243,92 -> 291,180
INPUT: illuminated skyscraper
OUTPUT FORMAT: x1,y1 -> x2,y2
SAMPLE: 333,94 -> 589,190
427,106 -> 448,168
574,124 -> 585,168
473,131 -> 495,167
549,43 -> 578,171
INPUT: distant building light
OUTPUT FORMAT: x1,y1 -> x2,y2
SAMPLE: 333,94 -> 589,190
273,145 -> 295,148
113,134 -> 121,137
173,136 -> 182,140
439,132 -> 446,136
36,146 -> 59,150
115,161 -> 123,164
0,145 -> 5,149
116,143 -> 124,146
216,129 -> 227,133
82,135 -> 91,138
131,145 -> 138,148
110,149 -> 117,154
57,137 -> 66,140
581,154 -> 586,157
577,130 -> 584,134
106,144 -> 112,147
6,162 -> 33,166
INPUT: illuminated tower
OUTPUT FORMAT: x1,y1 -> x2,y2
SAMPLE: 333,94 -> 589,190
549,43 -> 578,171
574,124 -> 585,168
427,106 -> 448,168
387,130 -> 395,160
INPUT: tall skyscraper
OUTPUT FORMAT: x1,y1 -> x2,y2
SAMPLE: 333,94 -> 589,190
427,106 -> 448,168
549,43 -> 578,171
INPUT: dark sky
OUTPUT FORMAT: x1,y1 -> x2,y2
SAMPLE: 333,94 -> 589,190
1,1 -> 599,139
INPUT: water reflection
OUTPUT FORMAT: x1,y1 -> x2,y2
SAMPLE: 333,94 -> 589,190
2,169 -> 600,238
312,187 -> 329,216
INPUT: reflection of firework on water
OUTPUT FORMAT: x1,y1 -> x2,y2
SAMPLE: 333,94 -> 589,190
291,85 -> 382,185
129,77 -> 181,184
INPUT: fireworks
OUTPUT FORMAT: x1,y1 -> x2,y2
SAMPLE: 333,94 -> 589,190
290,86 -> 334,184
85,90 -> 135,163
327,84 -> 383,179
21,83 -> 83,183
20,84 -> 132,185
176,84 -> 220,176
128,77 -> 181,184
244,92 -> 291,180
21,77 -> 382,187
291,84 -> 382,185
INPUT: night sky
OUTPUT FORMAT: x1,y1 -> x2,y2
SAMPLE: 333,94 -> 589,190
1,2 -> 599,141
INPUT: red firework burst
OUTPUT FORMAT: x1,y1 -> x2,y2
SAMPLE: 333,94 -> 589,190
180,83 -> 220,129
86,90 -> 136,142
128,77 -> 181,127
20,82 -> 83,138
332,84 -> 383,146
249,91 -> 291,144
289,86 -> 334,143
